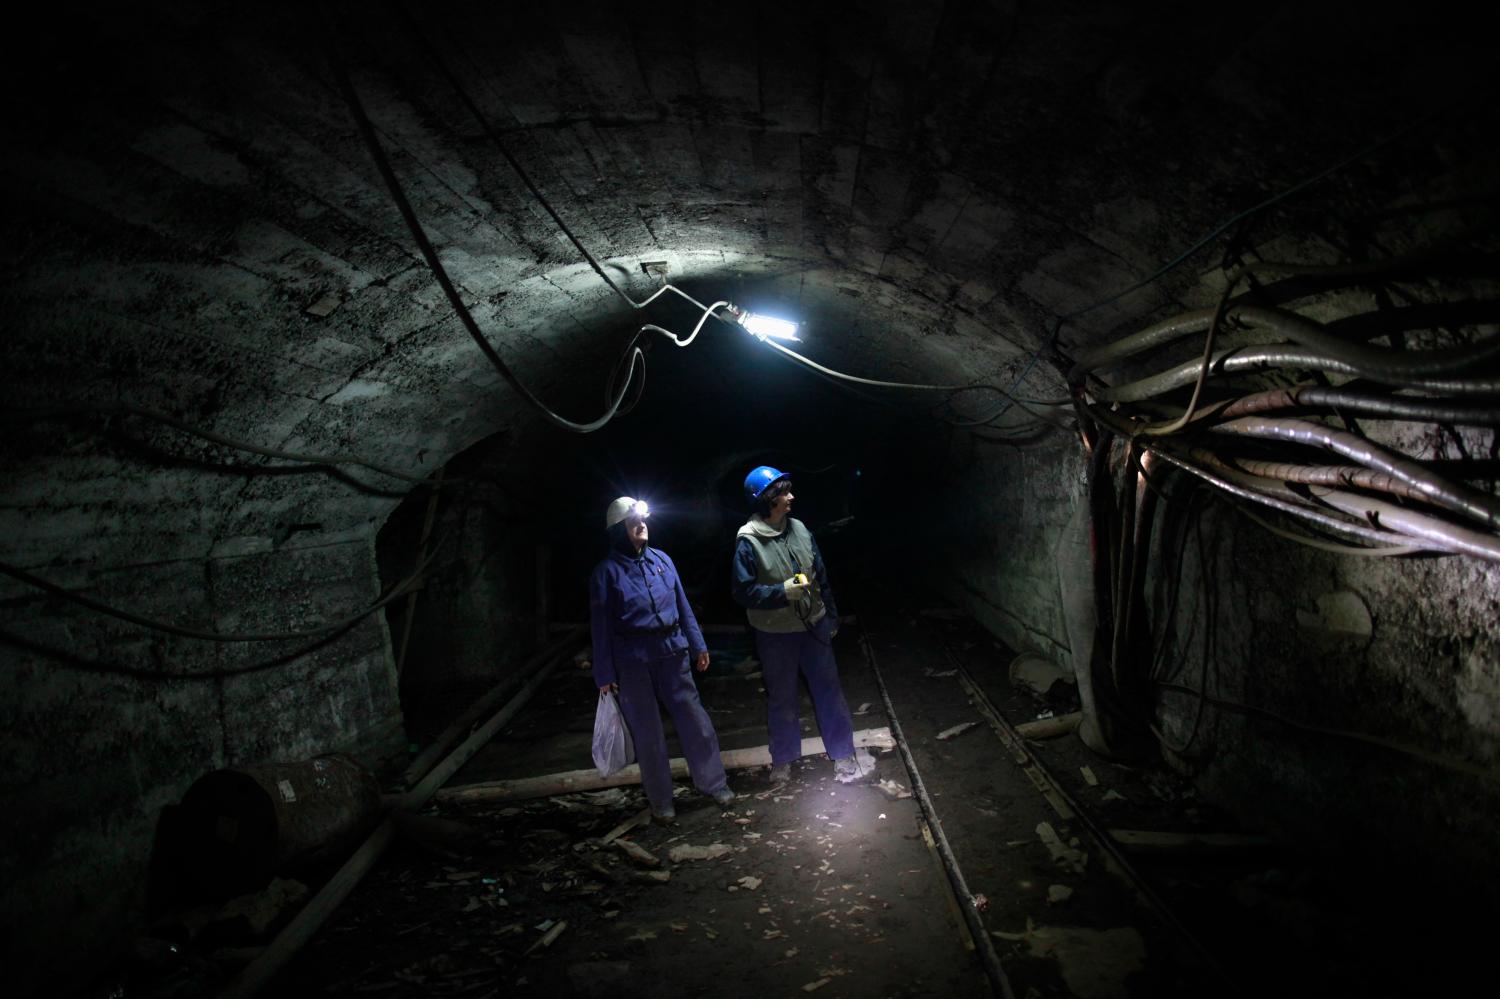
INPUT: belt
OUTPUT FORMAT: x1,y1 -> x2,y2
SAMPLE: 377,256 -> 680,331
617,625 -> 681,638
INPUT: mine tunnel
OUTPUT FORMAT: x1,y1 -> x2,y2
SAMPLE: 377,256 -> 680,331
3,2 -> 1498,997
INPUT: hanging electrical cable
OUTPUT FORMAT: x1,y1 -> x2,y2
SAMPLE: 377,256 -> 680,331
0,526 -> 446,645
387,3 -> 1081,430
2,404 -> 444,486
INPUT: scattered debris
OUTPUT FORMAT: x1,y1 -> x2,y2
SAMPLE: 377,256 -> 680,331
853,702 -> 873,715
802,978 -> 831,992
524,920 -> 567,955
737,876 -> 762,890
1048,885 -> 1074,904
1036,822 -> 1088,874
937,721 -> 981,741
612,838 -> 660,868
1080,766 -> 1099,787
214,877 -> 309,937
923,668 -> 958,678
1015,712 -> 1083,740
667,843 -> 733,863
392,812 -> 483,855
971,893 -> 989,911
1102,789 -> 1126,802
632,870 -> 671,884
599,808 -> 651,844
992,920 -> 1145,999
1009,653 -> 1074,696
875,779 -> 912,800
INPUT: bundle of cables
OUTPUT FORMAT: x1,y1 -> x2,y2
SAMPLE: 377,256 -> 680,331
1057,230 -> 1499,763
1070,239 -> 1500,563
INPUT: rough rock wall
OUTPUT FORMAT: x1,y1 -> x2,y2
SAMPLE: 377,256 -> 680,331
0,538 -> 401,995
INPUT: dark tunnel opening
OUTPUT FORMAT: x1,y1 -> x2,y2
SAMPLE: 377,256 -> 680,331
375,286 -> 952,738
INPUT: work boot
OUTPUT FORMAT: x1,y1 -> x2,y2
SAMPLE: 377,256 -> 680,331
833,756 -> 862,783
651,809 -> 677,826
767,763 -> 790,785
711,786 -> 736,807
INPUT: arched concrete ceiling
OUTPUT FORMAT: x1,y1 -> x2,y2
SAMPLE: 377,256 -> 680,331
1,0 -> 1485,570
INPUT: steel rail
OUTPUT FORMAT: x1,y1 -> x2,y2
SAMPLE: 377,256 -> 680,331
858,632 -> 1017,999
937,644 -> 1245,997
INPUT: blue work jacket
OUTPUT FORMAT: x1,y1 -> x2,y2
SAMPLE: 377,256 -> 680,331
589,547 -> 707,688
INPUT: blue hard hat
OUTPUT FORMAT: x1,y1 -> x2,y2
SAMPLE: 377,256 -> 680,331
743,465 -> 789,506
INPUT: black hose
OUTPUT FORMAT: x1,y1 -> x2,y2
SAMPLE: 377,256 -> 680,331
1134,444 -> 1431,551
1288,388 -> 1500,426
0,531 -> 444,643
4,404 -> 440,484
324,26 -> 645,433
1095,344 -> 1500,401
1194,451 -> 1438,506
1209,416 -> 1500,531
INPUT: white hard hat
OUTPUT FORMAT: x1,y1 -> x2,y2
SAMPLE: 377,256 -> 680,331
605,496 -> 650,529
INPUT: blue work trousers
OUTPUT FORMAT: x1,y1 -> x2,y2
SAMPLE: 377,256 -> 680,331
755,616 -> 855,765
617,651 -> 728,813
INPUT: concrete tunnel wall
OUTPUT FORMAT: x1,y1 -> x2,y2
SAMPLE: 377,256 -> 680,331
1,0 -> 1496,991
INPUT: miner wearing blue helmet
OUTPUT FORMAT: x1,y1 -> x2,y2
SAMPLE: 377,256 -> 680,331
590,496 -> 735,822
730,467 -> 863,785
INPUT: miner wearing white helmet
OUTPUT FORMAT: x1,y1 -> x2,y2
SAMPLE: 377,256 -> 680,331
589,496 -> 734,822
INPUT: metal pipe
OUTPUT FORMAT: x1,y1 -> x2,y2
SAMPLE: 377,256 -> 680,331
1096,345 -> 1500,402
1204,454 -> 1443,506
858,633 -> 1016,999
1302,487 -> 1500,562
1286,388 -> 1500,426
1086,406 -> 1425,550
1209,416 -> 1500,530
1146,447 -> 1435,551
1184,446 -> 1500,561
1074,305 -> 1500,380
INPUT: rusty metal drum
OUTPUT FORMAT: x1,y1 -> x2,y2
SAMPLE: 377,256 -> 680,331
179,753 -> 382,894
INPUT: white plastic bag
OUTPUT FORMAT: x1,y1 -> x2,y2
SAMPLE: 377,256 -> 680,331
592,690 -> 635,778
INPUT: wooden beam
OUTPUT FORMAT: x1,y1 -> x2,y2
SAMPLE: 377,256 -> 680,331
219,637 -> 587,999
435,727 -> 896,805
219,819 -> 395,999
401,627 -> 585,789
1014,711 -> 1083,740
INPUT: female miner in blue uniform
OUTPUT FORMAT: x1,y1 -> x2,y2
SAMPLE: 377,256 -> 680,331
590,496 -> 735,821
730,467 -> 861,785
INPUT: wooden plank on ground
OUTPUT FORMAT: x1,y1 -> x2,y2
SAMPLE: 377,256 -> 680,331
402,626 -> 585,788
1014,711 -> 1083,740
435,727 -> 896,804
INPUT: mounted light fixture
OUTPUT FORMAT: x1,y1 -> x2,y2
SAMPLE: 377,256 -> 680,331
726,304 -> 800,341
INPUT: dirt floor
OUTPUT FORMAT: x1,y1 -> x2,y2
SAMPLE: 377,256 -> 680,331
112,603 -> 1492,997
